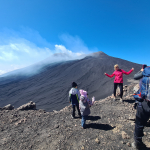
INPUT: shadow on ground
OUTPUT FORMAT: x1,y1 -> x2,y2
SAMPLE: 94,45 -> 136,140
144,147 -> 150,150
86,123 -> 115,130
87,116 -> 101,121
123,99 -> 135,104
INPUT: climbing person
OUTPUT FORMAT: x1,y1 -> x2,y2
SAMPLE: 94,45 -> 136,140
69,82 -> 81,118
132,66 -> 150,149
133,64 -> 147,109
79,90 -> 95,129
105,64 -> 134,102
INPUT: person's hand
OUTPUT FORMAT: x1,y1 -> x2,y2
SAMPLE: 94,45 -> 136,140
132,68 -> 134,71
141,69 -> 144,72
104,73 -> 106,75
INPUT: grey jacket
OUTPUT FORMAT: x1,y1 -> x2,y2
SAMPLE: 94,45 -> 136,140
79,96 -> 91,116
134,71 -> 143,80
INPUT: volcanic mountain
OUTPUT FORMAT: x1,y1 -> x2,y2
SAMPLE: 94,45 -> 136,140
0,52 -> 141,111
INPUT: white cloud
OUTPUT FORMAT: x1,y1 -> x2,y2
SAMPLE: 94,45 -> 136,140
0,28 -> 94,76
55,44 -> 84,57
0,70 -> 6,75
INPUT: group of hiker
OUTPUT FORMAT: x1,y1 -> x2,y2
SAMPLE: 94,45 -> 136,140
69,82 -> 95,128
68,64 -> 150,150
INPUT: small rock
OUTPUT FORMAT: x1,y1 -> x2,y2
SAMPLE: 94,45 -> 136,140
54,125 -> 59,128
129,115 -> 135,121
3,104 -> 14,110
131,122 -> 135,126
126,142 -> 131,147
53,110 -> 58,113
81,146 -> 85,150
122,131 -> 130,139
95,138 -> 100,144
121,141 -> 126,144
144,132 -> 147,136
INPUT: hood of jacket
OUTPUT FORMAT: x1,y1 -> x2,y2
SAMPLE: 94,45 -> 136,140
69,88 -> 79,95
79,89 -> 87,97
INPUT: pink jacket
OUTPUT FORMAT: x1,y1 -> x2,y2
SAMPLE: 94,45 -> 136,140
105,69 -> 133,83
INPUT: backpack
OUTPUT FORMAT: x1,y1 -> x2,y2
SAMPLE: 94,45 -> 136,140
133,67 -> 150,102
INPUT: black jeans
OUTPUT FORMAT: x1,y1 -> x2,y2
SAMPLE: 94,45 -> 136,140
114,83 -> 123,98
72,104 -> 81,117
134,101 -> 150,144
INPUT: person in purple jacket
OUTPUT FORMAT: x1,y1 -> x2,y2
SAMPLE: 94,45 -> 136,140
105,64 -> 134,102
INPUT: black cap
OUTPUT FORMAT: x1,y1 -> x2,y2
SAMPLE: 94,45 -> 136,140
142,64 -> 147,69
72,82 -> 77,87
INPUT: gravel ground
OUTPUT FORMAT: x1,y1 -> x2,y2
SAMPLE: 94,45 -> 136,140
0,84 -> 150,150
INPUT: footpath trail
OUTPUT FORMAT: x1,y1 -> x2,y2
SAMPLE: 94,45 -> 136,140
0,83 -> 150,150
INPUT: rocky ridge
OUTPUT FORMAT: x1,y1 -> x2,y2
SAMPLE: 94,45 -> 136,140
0,83 -> 150,150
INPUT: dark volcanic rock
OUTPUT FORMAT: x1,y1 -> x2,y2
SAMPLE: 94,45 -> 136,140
17,101 -> 36,110
2,104 -> 14,110
0,52 -> 141,111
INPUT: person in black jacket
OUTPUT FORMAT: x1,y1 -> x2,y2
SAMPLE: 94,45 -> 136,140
132,65 -> 150,150
68,82 -> 81,118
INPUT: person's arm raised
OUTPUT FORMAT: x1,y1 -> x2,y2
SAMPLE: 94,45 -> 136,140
122,68 -> 134,75
105,72 -> 115,78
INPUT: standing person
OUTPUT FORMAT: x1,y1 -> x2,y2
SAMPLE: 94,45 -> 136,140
105,64 -> 134,102
69,82 -> 81,118
79,90 -> 95,129
132,66 -> 150,150
133,64 -> 147,109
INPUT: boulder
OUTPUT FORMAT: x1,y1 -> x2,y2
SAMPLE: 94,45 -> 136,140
3,104 -> 14,110
17,101 -> 36,110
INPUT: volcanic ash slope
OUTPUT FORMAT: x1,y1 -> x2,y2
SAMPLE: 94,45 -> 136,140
0,51 -> 141,111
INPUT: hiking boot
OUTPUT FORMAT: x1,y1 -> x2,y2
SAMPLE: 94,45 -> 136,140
113,97 -> 116,101
71,115 -> 75,119
133,103 -> 138,109
120,98 -> 123,102
132,142 -> 147,150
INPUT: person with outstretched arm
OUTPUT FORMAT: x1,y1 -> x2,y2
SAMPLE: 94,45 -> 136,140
105,64 -> 134,102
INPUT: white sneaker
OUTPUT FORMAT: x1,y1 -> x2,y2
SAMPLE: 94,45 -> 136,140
120,98 -> 123,102
113,97 -> 116,101
71,115 -> 75,119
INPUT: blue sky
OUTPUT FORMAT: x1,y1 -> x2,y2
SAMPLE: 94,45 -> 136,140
0,0 -> 150,74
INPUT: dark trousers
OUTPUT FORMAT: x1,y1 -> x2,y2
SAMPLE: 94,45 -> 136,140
72,104 -> 81,117
134,101 -> 150,144
114,83 -> 123,98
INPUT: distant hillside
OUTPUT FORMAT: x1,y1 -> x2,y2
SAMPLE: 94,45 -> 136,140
0,51 -> 141,111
